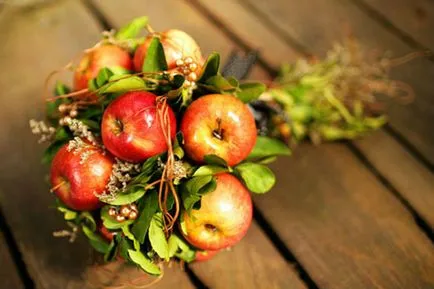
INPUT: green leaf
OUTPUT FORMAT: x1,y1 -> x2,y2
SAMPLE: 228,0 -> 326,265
205,75 -> 238,92
193,165 -> 228,177
142,37 -> 168,72
235,162 -> 276,194
115,16 -> 149,40
128,249 -> 161,275
236,82 -> 266,103
54,127 -> 70,142
131,191 -> 159,243
79,211 -> 97,231
181,176 -> 217,211
172,234 -> 196,263
256,156 -> 277,165
149,213 -> 169,261
100,76 -> 146,94
247,136 -> 291,160
82,225 -> 110,254
141,155 -> 160,175
185,176 -> 216,195
198,52 -> 220,83
105,189 -> 145,206
203,154 -> 228,167
168,234 -> 179,258
173,146 -> 184,159
56,205 -> 77,221
101,206 -> 134,229
104,237 -> 118,262
118,235 -> 133,260
96,68 -> 114,87
54,81 -> 70,96
42,141 -> 65,164
122,225 -> 140,251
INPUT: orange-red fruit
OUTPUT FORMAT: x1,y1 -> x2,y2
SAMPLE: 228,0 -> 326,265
50,143 -> 113,211
98,222 -> 115,242
74,45 -> 133,91
180,94 -> 257,166
133,29 -> 203,72
101,91 -> 177,162
181,173 -> 253,251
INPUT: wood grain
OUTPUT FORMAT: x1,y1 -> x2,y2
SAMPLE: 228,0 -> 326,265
0,231 -> 24,289
239,0 -> 434,166
190,223 -> 307,289
92,1 -> 308,288
194,0 -> 434,241
360,0 -> 434,51
262,143 -> 434,289
355,130 -> 434,228
0,1 -> 194,288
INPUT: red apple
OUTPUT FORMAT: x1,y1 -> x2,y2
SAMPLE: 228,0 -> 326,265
74,44 -> 133,91
133,29 -> 203,72
181,173 -> 253,251
180,94 -> 257,166
194,250 -> 219,262
101,91 -> 177,162
50,143 -> 113,211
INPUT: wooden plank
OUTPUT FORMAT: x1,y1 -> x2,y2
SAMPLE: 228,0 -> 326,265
239,0 -> 434,166
190,223 -> 306,289
194,0 -> 434,241
264,143 -> 434,289
0,2 -> 193,288
355,130 -> 434,228
359,0 -> 434,52
0,231 -> 25,289
92,1 -> 308,288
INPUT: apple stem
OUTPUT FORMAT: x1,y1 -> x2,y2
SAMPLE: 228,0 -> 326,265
50,180 -> 66,193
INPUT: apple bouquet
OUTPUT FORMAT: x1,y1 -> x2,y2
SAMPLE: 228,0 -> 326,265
30,16 -> 291,279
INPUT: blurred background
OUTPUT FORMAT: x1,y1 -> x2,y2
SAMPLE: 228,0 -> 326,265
0,0 -> 433,288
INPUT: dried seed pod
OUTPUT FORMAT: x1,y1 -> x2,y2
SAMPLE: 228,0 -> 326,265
120,205 -> 131,217
189,62 -> 198,72
128,210 -> 138,220
58,104 -> 68,113
69,110 -> 78,118
115,215 -> 125,222
175,59 -> 184,67
108,207 -> 117,217
184,80 -> 191,87
182,67 -> 190,75
188,72 -> 197,81
63,116 -> 72,125
58,118 -> 65,126
184,56 -> 193,64
130,203 -> 138,211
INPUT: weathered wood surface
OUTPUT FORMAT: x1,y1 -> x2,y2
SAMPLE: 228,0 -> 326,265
92,1 -> 308,288
190,223 -> 307,289
240,0 -> 434,167
360,0 -> 434,52
355,130 -> 434,229
0,231 -> 24,289
264,144 -> 434,289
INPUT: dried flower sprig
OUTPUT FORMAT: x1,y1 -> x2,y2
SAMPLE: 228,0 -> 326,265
29,119 -> 56,143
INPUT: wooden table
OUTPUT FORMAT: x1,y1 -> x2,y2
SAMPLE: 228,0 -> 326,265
0,0 -> 433,288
